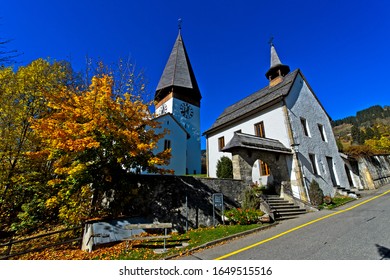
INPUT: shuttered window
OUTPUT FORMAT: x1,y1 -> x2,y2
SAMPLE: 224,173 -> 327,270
254,121 -> 265,138
218,137 -> 225,151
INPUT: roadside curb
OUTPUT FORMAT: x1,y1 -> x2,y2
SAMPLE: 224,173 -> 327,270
164,185 -> 390,260
164,223 -> 279,260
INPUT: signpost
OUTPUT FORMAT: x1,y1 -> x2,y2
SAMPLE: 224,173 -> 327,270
212,193 -> 224,227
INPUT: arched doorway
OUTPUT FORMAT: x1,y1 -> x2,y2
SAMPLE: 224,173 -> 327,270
252,159 -> 274,187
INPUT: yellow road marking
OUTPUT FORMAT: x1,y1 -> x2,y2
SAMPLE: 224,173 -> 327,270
215,189 -> 390,260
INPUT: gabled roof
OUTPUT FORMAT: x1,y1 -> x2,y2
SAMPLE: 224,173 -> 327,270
203,69 -> 300,135
155,31 -> 201,102
222,132 -> 292,154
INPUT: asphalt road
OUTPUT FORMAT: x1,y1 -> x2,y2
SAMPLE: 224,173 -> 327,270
179,184 -> 390,260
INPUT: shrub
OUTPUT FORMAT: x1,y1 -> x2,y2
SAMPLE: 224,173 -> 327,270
308,179 -> 324,206
216,156 -> 233,179
224,208 -> 264,225
242,185 -> 264,209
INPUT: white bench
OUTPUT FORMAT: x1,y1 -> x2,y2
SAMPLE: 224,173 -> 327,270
123,223 -> 173,252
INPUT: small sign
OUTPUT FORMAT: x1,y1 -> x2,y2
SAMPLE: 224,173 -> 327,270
213,193 -> 224,210
212,193 -> 224,227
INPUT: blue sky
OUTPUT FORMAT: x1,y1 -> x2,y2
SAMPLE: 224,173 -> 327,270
2,0 -> 389,149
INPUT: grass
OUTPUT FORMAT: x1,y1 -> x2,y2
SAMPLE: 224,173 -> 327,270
186,173 -> 208,178
318,195 -> 356,210
117,223 -> 264,260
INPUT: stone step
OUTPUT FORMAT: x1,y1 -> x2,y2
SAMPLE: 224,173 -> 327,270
336,186 -> 361,197
275,215 -> 300,221
272,207 -> 306,213
274,211 -> 306,221
266,195 -> 283,200
274,209 -> 306,214
266,198 -> 287,202
268,201 -> 295,206
270,204 -> 300,210
264,195 -> 307,221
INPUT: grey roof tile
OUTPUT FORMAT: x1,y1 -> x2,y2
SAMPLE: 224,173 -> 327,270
204,69 -> 299,135
222,132 -> 292,154
156,32 -> 200,96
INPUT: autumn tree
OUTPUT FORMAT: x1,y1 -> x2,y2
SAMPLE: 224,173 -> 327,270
83,56 -> 151,103
30,75 -> 171,226
0,59 -> 73,230
0,37 -> 20,66
365,136 -> 390,155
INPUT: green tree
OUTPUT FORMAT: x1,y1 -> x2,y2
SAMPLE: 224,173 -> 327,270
365,127 -> 375,140
351,125 -> 365,145
0,59 -> 72,231
216,156 -> 233,179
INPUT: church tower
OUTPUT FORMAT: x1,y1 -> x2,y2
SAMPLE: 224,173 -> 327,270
155,27 -> 202,175
265,43 -> 290,87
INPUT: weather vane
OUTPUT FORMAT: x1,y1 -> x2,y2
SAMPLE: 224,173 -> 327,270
178,18 -> 183,30
268,35 -> 274,47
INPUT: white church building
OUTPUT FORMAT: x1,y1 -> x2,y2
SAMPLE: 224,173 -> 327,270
203,43 -> 351,201
151,28 -> 353,201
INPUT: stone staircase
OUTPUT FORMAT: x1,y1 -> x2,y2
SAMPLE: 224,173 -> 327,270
335,186 -> 361,198
264,195 -> 307,221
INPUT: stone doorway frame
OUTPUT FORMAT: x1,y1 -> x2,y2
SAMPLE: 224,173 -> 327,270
222,133 -> 293,191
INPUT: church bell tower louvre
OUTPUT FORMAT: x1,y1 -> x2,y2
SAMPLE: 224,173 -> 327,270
154,24 -> 202,175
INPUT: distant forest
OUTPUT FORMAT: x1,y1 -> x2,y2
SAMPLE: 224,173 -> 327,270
332,105 -> 390,127
332,105 -> 390,156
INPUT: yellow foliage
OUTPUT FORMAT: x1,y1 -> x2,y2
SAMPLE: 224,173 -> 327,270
45,197 -> 59,209
365,136 -> 390,154
28,73 -> 171,225
0,58 -> 72,230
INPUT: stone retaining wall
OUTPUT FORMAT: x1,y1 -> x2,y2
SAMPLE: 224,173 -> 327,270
357,155 -> 390,189
123,175 -> 247,230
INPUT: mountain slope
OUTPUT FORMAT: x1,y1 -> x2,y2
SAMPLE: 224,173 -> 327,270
332,105 -> 390,155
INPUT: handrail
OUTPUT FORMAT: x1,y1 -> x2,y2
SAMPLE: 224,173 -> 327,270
281,184 -> 318,211
259,193 -> 275,221
0,226 -> 82,260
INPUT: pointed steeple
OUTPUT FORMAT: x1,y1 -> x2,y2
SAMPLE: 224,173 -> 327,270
265,43 -> 290,87
270,44 -> 282,67
155,30 -> 201,107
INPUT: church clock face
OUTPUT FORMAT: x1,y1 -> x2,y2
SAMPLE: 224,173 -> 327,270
180,102 -> 193,119
158,103 -> 167,115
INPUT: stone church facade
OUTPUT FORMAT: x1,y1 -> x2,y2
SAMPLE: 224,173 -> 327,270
204,44 -> 351,201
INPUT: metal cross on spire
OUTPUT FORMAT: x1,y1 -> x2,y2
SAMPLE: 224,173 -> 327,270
268,35 -> 274,47
178,18 -> 183,31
